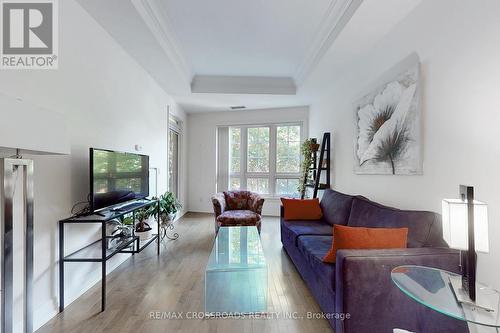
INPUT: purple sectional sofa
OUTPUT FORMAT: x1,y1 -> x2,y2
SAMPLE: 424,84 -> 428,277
280,189 -> 469,333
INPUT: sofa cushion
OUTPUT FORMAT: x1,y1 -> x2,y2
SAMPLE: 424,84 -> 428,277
217,210 -> 260,225
320,189 -> 355,226
281,198 -> 323,220
323,224 -> 408,263
281,219 -> 332,246
297,235 -> 336,292
347,197 -> 441,248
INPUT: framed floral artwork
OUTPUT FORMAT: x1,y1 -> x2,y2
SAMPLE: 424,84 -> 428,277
354,54 -> 422,175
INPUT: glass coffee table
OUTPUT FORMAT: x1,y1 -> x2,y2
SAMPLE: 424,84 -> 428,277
205,226 -> 267,314
391,265 -> 500,331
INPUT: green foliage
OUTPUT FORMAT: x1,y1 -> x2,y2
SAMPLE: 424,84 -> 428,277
135,208 -> 150,232
135,208 -> 149,222
297,139 -> 317,197
276,125 -> 301,173
228,126 -> 302,194
121,216 -> 134,225
230,128 -> 241,173
148,192 -> 182,224
247,127 -> 270,172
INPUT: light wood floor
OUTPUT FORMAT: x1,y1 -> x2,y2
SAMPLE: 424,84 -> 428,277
38,213 -> 331,333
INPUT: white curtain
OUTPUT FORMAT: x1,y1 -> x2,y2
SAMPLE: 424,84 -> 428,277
216,126 -> 229,193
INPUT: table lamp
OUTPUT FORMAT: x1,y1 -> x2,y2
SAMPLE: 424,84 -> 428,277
442,185 -> 489,302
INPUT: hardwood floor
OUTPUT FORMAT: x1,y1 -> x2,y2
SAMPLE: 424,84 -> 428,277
38,213 -> 331,333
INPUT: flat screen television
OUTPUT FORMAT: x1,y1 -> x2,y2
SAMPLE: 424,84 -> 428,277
90,148 -> 149,212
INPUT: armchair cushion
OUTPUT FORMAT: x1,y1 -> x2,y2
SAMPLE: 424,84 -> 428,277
216,210 -> 261,225
223,190 -> 257,211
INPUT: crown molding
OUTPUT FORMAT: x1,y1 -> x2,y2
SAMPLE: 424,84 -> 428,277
131,0 -> 193,85
132,0 -> 362,91
294,0 -> 363,86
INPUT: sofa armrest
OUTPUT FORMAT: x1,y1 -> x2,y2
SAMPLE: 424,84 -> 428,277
211,192 -> 226,218
335,247 -> 468,333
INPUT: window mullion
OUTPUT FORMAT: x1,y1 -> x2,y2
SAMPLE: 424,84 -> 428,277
269,125 -> 277,196
242,127 -> 248,190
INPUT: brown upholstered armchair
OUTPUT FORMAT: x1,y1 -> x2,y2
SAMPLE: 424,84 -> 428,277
211,190 -> 265,233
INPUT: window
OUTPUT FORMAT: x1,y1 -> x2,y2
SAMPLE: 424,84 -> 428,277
229,124 -> 303,197
247,127 -> 269,173
168,115 -> 182,198
276,125 -> 300,173
276,178 -> 300,196
230,128 -> 241,173
247,178 -> 269,194
229,177 -> 240,190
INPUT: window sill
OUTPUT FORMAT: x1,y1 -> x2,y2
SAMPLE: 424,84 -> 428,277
261,196 -> 280,200
259,195 -> 299,200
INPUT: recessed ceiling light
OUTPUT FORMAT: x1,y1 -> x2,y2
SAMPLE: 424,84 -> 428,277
230,106 -> 246,110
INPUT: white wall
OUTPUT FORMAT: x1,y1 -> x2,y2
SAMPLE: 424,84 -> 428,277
0,0 -> 188,330
187,106 -> 308,216
308,1 -> 500,331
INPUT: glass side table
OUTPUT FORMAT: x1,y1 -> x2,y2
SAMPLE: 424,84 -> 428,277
391,265 -> 500,331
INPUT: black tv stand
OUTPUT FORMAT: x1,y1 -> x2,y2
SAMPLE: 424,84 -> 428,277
58,198 -> 160,313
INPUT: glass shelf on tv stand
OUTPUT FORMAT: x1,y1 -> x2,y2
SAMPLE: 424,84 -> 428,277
61,199 -> 158,223
64,236 -> 138,262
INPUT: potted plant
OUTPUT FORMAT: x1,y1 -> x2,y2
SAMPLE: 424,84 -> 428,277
150,192 -> 182,224
310,139 -> 320,152
297,138 -> 318,198
119,216 -> 134,237
135,208 -> 153,241
148,192 -> 182,239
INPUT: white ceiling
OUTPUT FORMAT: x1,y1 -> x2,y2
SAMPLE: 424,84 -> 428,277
76,0 -> 422,112
156,0 -> 333,77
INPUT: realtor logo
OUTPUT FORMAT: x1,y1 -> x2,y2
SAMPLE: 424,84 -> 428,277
1,0 -> 58,69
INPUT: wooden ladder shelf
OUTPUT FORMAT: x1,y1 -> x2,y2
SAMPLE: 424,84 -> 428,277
301,132 -> 331,199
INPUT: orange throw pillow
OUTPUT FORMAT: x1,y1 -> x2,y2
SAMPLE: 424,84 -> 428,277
280,198 -> 323,221
323,224 -> 408,263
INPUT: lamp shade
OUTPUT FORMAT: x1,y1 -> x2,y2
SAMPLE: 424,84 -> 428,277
442,199 -> 489,253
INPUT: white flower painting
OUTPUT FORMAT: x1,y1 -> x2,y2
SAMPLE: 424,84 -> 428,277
354,61 -> 422,175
